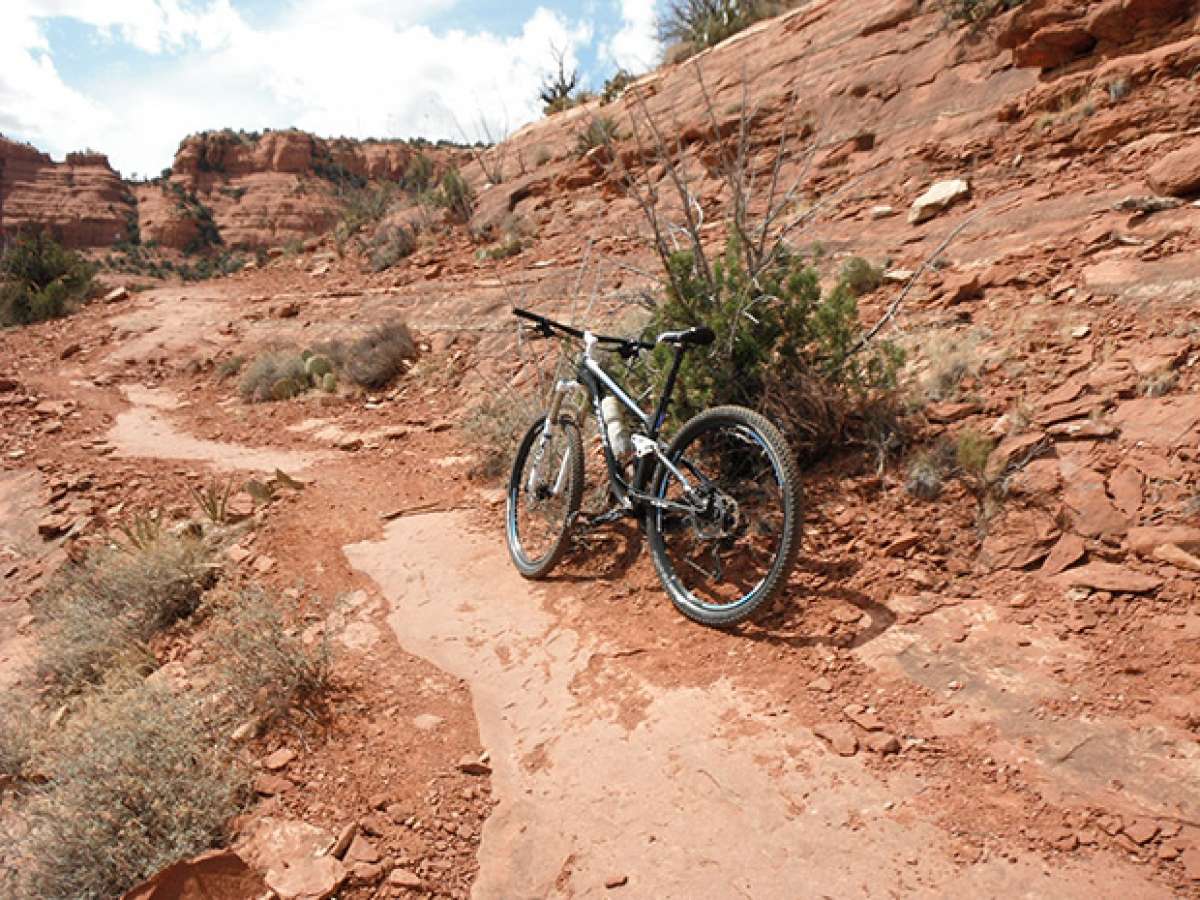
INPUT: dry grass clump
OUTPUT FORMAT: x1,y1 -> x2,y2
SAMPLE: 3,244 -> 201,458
207,590 -> 333,728
3,683 -> 246,900
33,533 -> 215,694
463,392 -> 539,480
0,693 -> 39,779
368,223 -> 418,272
343,321 -> 417,389
911,330 -> 984,403
238,349 -> 309,402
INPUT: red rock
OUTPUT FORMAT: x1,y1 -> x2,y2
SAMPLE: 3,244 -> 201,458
1128,526 -> 1200,556
1053,561 -> 1163,594
942,272 -> 982,304
1107,466 -> 1143,517
605,874 -> 630,889
226,544 -> 251,564
120,849 -> 268,900
985,431 -> 1046,480
1147,140 -> 1200,198
813,723 -> 859,757
262,748 -> 297,770
1110,396 -> 1200,448
388,868 -> 424,889
925,401 -> 980,423
981,509 -> 1059,570
1063,467 -> 1128,538
1123,818 -> 1159,845
1041,533 -> 1086,576
265,856 -> 346,900
344,835 -> 380,864
1015,24 -> 1095,69
860,0 -> 917,36
883,533 -> 921,557
843,704 -> 884,732
1181,846 -> 1200,880
1154,543 -> 1200,573
330,823 -> 357,860
253,774 -> 295,796
458,755 -> 492,776
861,732 -> 901,754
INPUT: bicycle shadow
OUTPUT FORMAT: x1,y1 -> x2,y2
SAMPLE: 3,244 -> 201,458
546,519 -> 645,584
739,558 -> 898,651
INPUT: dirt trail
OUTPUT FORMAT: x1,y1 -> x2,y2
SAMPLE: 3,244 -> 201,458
344,513 -> 1169,899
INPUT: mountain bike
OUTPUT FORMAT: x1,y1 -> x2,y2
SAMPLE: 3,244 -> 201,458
505,307 -> 802,628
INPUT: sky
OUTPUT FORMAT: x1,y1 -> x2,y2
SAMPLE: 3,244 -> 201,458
0,0 -> 662,178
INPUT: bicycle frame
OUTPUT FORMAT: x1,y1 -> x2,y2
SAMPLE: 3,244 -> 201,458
527,330 -> 702,520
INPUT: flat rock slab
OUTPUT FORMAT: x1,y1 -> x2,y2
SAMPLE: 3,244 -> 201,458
1053,561 -> 1163,593
1110,396 -> 1200,449
346,512 -> 1173,900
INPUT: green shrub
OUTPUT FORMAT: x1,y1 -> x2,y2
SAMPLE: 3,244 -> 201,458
838,256 -> 883,296
938,0 -> 1024,24
239,350 -> 309,403
435,168 -> 475,222
0,229 -> 96,327
368,223 -> 417,272
33,533 -> 215,694
649,235 -> 903,447
575,115 -> 623,157
602,69 -> 637,104
955,429 -> 994,478
404,152 -> 434,193
659,0 -> 794,55
539,50 -> 582,115
7,683 -> 246,900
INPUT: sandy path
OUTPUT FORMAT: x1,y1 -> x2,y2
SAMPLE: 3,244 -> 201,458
345,513 -> 1169,899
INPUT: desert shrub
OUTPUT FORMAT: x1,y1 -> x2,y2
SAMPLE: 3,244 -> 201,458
368,223 -> 417,272
344,320 -> 418,389
575,115 -> 623,157
0,229 -> 96,327
464,392 -> 538,479
32,533 -> 215,694
649,235 -> 903,450
215,354 -> 245,381
939,0 -> 1024,24
602,69 -> 637,104
6,683 -> 246,900
955,428 -> 994,478
207,591 -> 332,728
0,694 -> 39,778
659,0 -> 793,55
404,152 -> 434,193
238,349 -> 309,402
838,256 -> 883,296
914,331 -> 983,403
435,168 -> 475,222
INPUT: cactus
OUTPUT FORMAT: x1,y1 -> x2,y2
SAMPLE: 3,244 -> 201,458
305,354 -> 333,381
300,349 -> 314,362
270,377 -> 302,401
320,372 -> 337,393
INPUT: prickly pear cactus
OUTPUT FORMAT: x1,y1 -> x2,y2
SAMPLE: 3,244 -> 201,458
320,372 -> 337,393
305,354 -> 334,381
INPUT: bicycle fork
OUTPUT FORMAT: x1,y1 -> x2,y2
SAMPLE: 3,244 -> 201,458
526,379 -> 581,498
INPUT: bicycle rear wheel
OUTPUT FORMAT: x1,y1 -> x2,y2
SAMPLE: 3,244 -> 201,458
506,415 -> 584,578
645,406 -> 802,627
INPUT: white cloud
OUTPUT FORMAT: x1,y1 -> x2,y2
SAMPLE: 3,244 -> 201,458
0,1 -> 597,175
602,0 -> 660,73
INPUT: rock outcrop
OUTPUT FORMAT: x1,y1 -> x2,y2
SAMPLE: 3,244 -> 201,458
0,137 -> 136,248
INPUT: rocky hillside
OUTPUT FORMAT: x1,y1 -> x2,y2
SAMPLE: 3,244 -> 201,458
1,129 -> 463,253
0,138 -> 136,247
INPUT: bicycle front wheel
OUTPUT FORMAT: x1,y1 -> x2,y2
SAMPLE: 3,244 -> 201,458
506,415 -> 584,578
645,406 -> 802,627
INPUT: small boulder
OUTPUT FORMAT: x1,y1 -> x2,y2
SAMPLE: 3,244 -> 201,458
908,179 -> 971,225
813,723 -> 859,757
1147,141 -> 1200,198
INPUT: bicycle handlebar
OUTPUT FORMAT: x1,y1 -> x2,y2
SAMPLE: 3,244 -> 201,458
513,307 -> 656,354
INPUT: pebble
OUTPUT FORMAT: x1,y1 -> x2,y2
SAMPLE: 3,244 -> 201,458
605,874 -> 629,889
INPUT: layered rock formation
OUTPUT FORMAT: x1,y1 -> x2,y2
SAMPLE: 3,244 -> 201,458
0,137 -> 135,248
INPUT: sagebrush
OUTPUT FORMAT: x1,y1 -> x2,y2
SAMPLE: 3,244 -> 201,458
3,683 -> 246,900
33,533 -> 215,694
